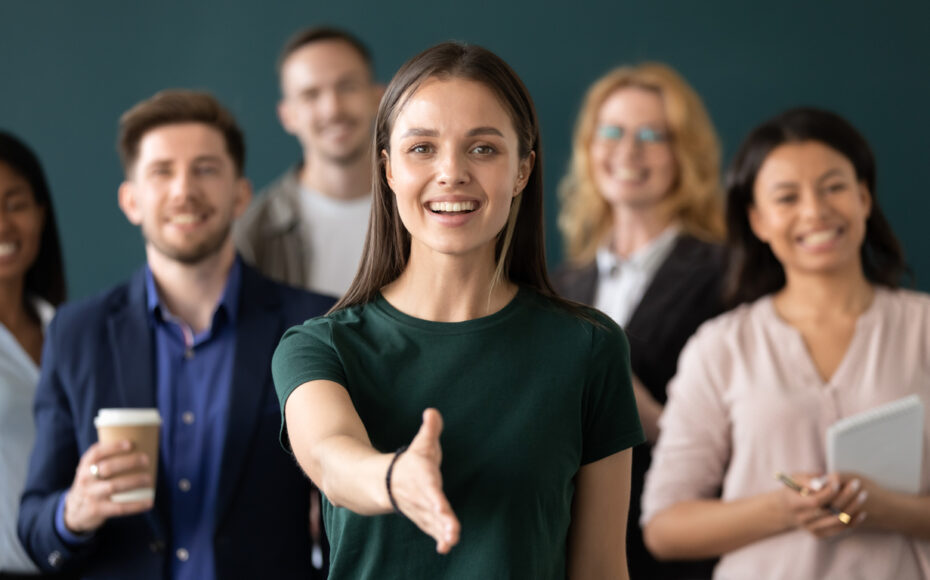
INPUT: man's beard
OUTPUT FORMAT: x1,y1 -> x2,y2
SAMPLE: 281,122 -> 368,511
321,142 -> 369,167
313,116 -> 371,166
143,222 -> 232,265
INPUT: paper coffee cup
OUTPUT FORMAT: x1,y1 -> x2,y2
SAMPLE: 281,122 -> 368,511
93,408 -> 161,503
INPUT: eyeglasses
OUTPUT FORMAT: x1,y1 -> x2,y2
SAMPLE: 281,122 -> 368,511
595,125 -> 670,145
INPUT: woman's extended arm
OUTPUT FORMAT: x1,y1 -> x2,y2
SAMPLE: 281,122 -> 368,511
566,449 -> 632,580
285,380 -> 460,553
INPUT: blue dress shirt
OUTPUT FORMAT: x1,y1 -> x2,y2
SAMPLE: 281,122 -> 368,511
54,259 -> 242,580
147,259 -> 240,580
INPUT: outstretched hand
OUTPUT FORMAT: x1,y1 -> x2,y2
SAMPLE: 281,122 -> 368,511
389,408 -> 461,554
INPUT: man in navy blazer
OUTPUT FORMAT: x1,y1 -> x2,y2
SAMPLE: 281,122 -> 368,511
18,90 -> 335,579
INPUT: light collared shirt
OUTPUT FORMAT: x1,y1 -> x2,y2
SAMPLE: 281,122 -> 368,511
594,226 -> 679,327
1,297 -> 54,574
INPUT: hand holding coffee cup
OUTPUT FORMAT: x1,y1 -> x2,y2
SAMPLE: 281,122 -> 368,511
63,409 -> 161,534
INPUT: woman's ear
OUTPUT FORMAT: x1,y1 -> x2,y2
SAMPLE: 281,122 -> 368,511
514,152 -> 535,196
747,204 -> 769,243
858,182 -> 873,218
382,150 -> 393,188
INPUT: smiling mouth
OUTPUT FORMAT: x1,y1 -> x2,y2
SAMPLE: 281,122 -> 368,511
427,201 -> 478,215
0,242 -> 18,257
615,167 -> 647,181
168,213 -> 207,226
798,227 -> 843,247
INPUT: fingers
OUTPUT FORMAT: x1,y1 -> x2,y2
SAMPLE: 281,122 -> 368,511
804,509 -> 867,538
431,496 -> 461,554
412,409 -> 443,447
832,478 -> 868,515
390,416 -> 460,553
409,409 -> 444,466
65,441 -> 154,533
407,480 -> 459,554
90,452 -> 151,482
801,477 -> 869,538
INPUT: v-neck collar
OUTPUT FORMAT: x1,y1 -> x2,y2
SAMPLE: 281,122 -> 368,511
762,288 -> 884,387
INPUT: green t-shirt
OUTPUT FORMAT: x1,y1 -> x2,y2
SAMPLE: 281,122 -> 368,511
272,288 -> 644,579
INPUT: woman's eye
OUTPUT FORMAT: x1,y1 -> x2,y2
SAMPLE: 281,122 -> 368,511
471,145 -> 495,155
775,194 -> 798,205
826,182 -> 847,193
4,200 -> 29,212
409,144 -> 433,154
195,165 -> 219,176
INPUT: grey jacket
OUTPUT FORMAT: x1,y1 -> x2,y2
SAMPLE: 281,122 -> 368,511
234,167 -> 309,288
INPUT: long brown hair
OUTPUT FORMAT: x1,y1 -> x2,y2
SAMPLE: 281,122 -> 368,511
724,107 -> 909,306
334,42 -> 568,313
559,63 -> 724,265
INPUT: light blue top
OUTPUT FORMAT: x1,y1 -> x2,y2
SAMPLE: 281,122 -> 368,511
0,297 -> 53,574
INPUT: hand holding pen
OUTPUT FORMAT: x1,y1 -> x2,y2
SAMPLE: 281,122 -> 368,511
774,473 -> 868,538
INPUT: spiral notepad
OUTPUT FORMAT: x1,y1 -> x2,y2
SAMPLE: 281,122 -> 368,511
826,395 -> 924,494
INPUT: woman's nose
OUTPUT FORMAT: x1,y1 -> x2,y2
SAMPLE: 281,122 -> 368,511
436,151 -> 469,187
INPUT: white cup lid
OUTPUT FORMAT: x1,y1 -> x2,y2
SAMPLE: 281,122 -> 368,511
94,408 -> 162,427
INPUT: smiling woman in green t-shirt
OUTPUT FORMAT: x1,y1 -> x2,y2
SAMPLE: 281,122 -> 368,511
272,41 -> 644,579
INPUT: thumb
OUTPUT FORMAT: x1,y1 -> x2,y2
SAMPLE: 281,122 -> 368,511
410,408 -> 443,454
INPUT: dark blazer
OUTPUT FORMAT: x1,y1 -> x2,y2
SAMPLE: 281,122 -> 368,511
554,234 -> 726,580
18,262 -> 335,580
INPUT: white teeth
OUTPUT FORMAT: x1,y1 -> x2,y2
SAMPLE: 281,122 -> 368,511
170,214 -> 200,225
0,242 -> 17,257
428,201 -> 477,213
802,230 -> 839,246
616,167 -> 646,181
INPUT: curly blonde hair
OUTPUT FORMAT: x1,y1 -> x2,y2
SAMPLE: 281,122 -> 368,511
558,63 -> 724,265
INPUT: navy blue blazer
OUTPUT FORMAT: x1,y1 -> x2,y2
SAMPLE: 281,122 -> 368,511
18,262 -> 335,580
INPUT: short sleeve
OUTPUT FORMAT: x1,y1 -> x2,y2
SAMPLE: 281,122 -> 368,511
640,325 -> 732,524
581,317 -> 645,464
271,317 -> 347,450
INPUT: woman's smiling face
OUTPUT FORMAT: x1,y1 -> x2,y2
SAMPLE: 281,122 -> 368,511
383,76 -> 533,261
0,161 -> 45,286
749,140 -> 871,278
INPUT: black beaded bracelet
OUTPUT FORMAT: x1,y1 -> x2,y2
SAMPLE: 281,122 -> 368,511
386,445 -> 409,516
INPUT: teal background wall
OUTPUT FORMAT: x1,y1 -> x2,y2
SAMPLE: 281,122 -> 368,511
2,0 -> 928,298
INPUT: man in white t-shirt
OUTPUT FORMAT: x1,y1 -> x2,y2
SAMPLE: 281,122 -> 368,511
235,27 -> 381,298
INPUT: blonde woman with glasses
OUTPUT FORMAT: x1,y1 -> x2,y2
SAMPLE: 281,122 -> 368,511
554,63 -> 726,579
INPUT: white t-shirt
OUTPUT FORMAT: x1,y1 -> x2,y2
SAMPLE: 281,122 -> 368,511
299,188 -> 372,299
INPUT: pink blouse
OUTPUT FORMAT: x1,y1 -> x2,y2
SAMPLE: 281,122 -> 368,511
642,287 -> 930,579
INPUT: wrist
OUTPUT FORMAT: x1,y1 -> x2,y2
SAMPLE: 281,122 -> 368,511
763,490 -> 794,534
385,445 -> 409,517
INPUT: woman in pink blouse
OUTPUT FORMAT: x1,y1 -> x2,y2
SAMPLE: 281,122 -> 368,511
642,108 -> 930,579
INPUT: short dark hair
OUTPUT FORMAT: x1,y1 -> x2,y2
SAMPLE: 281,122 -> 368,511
118,90 -> 246,176
0,131 -> 67,306
724,107 -> 908,306
276,26 -> 373,76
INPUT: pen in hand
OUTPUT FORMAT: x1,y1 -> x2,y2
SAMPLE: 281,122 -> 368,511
775,472 -> 852,524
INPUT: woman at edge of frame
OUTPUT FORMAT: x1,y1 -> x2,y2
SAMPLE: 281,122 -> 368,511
271,42 -> 644,579
0,131 -> 67,578
642,107 -> 930,579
